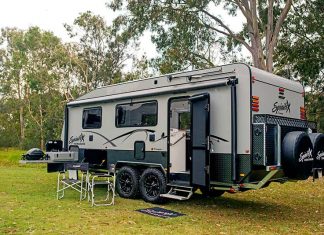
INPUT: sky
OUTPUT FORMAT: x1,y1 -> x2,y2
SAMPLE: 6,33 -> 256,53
0,0 -> 113,41
0,0 -> 158,58
0,0 -> 246,62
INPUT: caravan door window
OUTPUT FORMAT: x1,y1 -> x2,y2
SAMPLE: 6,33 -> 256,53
116,101 -> 158,127
82,107 -> 102,129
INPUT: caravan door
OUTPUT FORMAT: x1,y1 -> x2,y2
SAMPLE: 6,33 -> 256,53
189,93 -> 210,187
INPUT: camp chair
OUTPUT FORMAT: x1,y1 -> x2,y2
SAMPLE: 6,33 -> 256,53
57,162 -> 89,200
87,168 -> 115,206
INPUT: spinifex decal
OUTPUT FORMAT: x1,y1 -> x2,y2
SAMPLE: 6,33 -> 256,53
299,149 -> 313,162
272,100 -> 291,114
69,133 -> 85,145
317,151 -> 324,161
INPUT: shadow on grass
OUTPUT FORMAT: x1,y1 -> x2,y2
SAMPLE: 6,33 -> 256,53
164,193 -> 293,221
91,185 -> 293,221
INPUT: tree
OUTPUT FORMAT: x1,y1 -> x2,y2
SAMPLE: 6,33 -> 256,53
0,27 -> 71,149
0,99 -> 20,148
23,28 -> 68,149
275,0 -> 323,88
64,11 -> 134,92
0,19 -> 142,149
123,55 -> 153,82
0,28 -> 28,146
108,0 -> 293,73
275,0 -> 323,131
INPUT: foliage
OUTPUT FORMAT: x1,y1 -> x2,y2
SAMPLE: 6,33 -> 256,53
306,93 -> 324,132
0,12 -> 139,149
64,11 -> 134,92
275,0 -> 324,131
0,100 -> 20,148
0,2 -> 323,148
0,27 -> 70,149
123,55 -> 153,81
108,0 -> 293,73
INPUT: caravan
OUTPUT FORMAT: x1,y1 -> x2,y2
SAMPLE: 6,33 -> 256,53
23,63 -> 324,203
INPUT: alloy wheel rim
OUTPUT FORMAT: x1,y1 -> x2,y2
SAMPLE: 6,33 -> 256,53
144,174 -> 160,198
119,172 -> 133,194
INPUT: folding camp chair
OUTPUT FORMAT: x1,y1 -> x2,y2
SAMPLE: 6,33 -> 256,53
87,169 -> 115,206
57,163 -> 89,200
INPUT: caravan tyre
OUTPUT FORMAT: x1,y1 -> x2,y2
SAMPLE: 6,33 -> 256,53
309,133 -> 324,169
116,166 -> 139,199
139,168 -> 166,204
282,131 -> 313,180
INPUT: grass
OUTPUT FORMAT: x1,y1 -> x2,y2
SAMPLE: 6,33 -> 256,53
0,149 -> 26,166
0,148 -> 323,234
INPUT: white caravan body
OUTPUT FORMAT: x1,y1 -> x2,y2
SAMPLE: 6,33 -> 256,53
49,63 -> 319,202
66,64 -> 304,154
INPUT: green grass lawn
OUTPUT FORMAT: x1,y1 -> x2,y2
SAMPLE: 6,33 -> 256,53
0,148 -> 323,234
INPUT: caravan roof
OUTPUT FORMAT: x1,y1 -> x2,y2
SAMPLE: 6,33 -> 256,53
68,63 -> 303,107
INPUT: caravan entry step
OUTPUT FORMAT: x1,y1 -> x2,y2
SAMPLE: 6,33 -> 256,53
160,185 -> 194,201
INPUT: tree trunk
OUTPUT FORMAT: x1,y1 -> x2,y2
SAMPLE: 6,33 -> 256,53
266,46 -> 274,73
218,0 -> 291,73
40,129 -> 44,150
39,103 -> 44,150
19,106 -> 25,143
17,78 -> 25,146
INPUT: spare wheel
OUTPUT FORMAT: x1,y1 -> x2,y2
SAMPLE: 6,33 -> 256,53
282,131 -> 313,180
309,133 -> 324,169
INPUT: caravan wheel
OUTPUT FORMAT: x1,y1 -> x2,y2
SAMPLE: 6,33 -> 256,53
139,168 -> 166,204
116,166 -> 139,199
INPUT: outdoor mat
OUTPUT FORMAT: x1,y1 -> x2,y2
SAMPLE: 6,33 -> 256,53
136,207 -> 185,219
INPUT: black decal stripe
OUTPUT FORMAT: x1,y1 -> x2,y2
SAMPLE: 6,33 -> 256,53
83,131 -> 116,147
110,129 -> 155,142
154,135 -> 168,142
210,134 -> 229,142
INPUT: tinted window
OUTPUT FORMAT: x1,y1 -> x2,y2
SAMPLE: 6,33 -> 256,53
82,107 -> 102,129
116,101 -> 157,127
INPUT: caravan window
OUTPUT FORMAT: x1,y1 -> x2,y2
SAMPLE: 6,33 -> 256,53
116,101 -> 158,127
82,107 -> 102,129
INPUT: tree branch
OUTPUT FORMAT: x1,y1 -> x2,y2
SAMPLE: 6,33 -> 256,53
241,0 -> 251,12
27,99 -> 41,127
272,0 -> 293,46
191,51 -> 215,67
234,0 -> 253,24
200,9 -> 252,52
250,0 -> 267,70
266,0 -> 274,54
267,0 -> 293,72
250,0 -> 259,36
